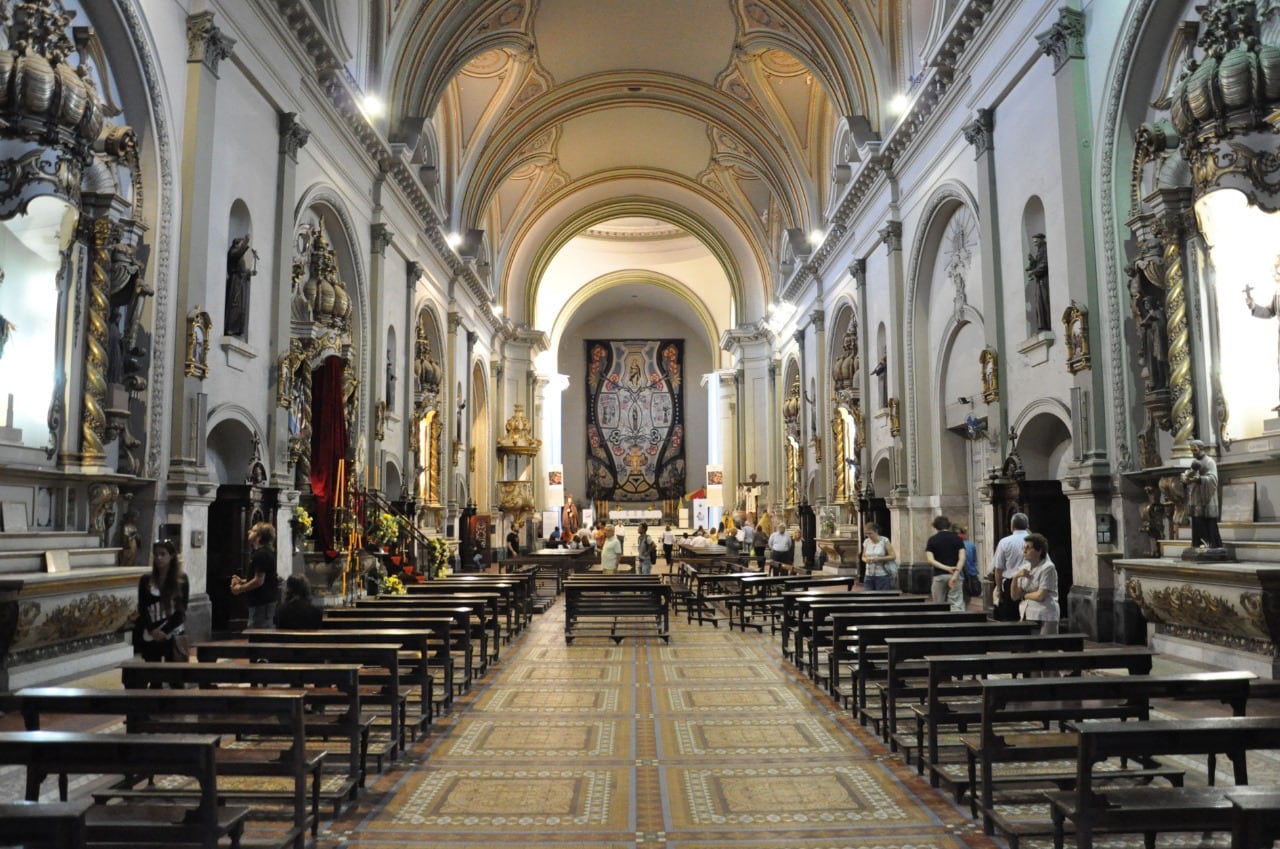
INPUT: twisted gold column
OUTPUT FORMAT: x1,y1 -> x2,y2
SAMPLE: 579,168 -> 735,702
80,219 -> 112,462
1164,236 -> 1195,448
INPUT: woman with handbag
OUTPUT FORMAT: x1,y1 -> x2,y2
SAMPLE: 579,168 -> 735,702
1009,533 -> 1060,634
136,539 -> 189,663
860,523 -> 898,590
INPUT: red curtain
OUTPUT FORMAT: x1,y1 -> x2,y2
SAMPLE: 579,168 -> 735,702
310,356 -> 347,552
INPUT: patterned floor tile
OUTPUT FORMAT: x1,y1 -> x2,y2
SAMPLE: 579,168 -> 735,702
435,717 -> 629,759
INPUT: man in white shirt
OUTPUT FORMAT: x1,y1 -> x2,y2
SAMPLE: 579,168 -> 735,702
990,512 -> 1030,621
661,524 -> 676,565
768,524 -> 793,565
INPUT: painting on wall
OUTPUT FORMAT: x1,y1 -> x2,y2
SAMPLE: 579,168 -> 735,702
584,339 -> 685,504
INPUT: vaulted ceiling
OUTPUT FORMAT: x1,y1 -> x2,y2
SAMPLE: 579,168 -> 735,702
377,0 -> 900,341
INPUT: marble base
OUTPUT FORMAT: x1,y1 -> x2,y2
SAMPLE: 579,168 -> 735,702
1151,631 -> 1279,679
1067,585 -> 1114,642
4,637 -> 133,691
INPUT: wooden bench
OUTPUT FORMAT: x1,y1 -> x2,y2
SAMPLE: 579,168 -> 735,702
1047,717 -> 1280,849
825,600 -> 952,706
196,641 -> 406,763
1228,787 -> 1280,849
324,607 -> 476,694
850,620 -> 1040,726
779,589 -> 924,664
809,605 -> 971,688
878,632 -> 1090,754
356,596 -> 493,673
968,671 -> 1255,840
0,730 -> 249,849
380,591 -> 503,664
913,646 -> 1156,803
12,687 -> 314,848
119,658 -> 367,798
564,577 -> 671,644
0,799 -> 92,848
413,578 -> 525,641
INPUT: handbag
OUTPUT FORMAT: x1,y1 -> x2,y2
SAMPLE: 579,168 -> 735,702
883,560 -> 898,577
963,571 -> 981,598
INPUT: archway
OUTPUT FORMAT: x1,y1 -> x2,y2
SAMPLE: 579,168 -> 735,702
206,417 -> 268,633
1013,409 -> 1075,601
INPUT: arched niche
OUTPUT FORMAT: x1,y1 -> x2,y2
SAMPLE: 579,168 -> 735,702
207,417 -> 256,485
1020,196 -> 1049,338
223,200 -> 253,340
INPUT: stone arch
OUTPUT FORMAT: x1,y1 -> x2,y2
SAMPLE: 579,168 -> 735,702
1012,400 -> 1074,481
206,411 -> 260,486
903,180 -> 981,493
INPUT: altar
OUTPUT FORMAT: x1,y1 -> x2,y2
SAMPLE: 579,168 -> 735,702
611,509 -> 661,522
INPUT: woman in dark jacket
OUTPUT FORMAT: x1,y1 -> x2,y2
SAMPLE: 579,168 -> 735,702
136,539 -> 189,662
274,575 -> 323,629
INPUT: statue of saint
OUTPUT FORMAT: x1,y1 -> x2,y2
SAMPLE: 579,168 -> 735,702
225,235 -> 256,338
562,494 -> 581,534
1181,439 -> 1222,549
1139,296 -> 1168,390
1026,233 -> 1051,332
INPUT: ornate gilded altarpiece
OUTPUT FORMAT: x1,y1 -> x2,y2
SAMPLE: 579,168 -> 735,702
584,340 -> 685,504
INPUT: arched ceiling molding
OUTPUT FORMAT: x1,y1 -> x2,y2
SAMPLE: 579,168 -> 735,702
548,270 -> 721,364
502,176 -> 769,324
732,0 -> 883,128
901,179 -> 980,493
458,71 -> 811,236
388,0 -> 535,122
516,194 -> 749,327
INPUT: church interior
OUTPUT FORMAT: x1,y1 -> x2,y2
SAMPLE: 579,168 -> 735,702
5,0 -> 1280,846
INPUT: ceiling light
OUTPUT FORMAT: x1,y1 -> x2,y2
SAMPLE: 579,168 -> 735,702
492,304 -> 503,317
446,231 -> 463,248
888,94 -> 910,115
362,94 -> 384,118
808,229 -> 824,246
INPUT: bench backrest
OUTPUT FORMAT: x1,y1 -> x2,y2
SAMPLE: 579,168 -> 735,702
1069,716 -> 1280,787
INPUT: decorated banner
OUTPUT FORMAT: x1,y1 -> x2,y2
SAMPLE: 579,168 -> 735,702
585,339 -> 685,504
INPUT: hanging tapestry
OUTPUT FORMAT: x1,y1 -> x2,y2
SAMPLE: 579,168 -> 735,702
585,339 -> 685,504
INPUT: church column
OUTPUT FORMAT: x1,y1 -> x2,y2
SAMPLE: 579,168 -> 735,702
769,357 -> 781,515
793,326 -> 807,511
850,259 -> 871,506
810,309 -> 827,506
165,12 -> 235,638
269,114 -> 309,487
444,310 -> 463,525
879,220 -> 906,498
1037,6 -> 1113,640
368,219 -> 394,490
963,108 -> 1004,573
722,327 -> 773,514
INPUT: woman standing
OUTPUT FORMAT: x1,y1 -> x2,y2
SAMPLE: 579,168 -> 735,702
232,522 -> 279,629
860,523 -> 897,591
274,574 -> 323,629
136,539 -> 189,662
600,525 -> 621,574
1009,532 -> 1060,634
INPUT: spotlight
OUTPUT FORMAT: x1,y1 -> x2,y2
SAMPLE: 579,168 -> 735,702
446,231 -> 463,248
361,94 -> 384,118
888,94 -> 910,115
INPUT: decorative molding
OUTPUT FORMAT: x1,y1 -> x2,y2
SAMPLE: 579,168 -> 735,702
278,112 -> 311,161
848,259 -> 866,286
878,220 -> 902,252
962,108 -> 994,158
371,222 -> 395,257
186,11 -> 236,77
1035,7 -> 1085,73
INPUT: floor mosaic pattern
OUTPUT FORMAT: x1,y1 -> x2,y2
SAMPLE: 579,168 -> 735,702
329,600 -> 999,849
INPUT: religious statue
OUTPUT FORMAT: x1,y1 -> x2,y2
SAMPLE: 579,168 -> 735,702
117,510 -> 140,566
1139,296 -> 1168,390
224,234 -> 256,338
1181,439 -> 1222,549
385,354 -> 397,413
1026,233 -> 1050,332
562,494 -> 581,534
1245,256 -> 1280,410
741,473 -> 763,519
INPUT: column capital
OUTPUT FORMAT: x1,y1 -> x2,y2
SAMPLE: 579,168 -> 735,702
448,311 -> 463,332
371,223 -> 395,257
878,220 -> 902,253
407,261 -> 425,286
1036,7 -> 1085,73
187,11 -> 235,77
848,259 -> 866,287
962,108 -> 995,158
793,327 -> 806,346
809,309 -> 825,332
278,112 -> 310,161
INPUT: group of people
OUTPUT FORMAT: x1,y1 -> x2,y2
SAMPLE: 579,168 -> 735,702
135,521 -> 321,664
860,511 -> 1060,633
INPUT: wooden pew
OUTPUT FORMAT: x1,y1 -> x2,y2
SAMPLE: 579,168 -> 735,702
563,577 -> 671,644
913,646 -> 1155,798
12,687 -> 313,848
823,602 -> 953,705
356,596 -> 493,673
1047,717 -> 1280,849
383,591 -> 503,663
780,590 -> 924,664
0,799 -> 91,849
245,628 -> 434,730
196,641 -> 406,762
0,730 -> 249,849
1228,787 -> 1280,849
323,607 -> 476,694
968,671 -> 1255,839
850,620 -> 1040,726
411,578 -> 524,641
119,658 -> 367,799
807,604 -> 970,686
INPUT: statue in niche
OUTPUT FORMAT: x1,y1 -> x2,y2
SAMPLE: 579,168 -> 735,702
386,353 -> 396,413
106,241 -> 152,390
1026,233 -> 1051,332
1245,256 -> 1280,411
117,510 -> 140,566
1139,296 -> 1169,390
224,235 -> 256,338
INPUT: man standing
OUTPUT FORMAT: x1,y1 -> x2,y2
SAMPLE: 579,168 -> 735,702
1183,439 -> 1222,549
661,524 -> 675,566
924,515 -> 966,611
990,513 -> 1031,621
768,522 -> 794,566
739,520 -> 755,568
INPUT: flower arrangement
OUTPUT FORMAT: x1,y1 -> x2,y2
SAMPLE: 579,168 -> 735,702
378,574 -> 407,595
372,512 -> 400,544
425,537 -> 450,579
292,505 -> 313,538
